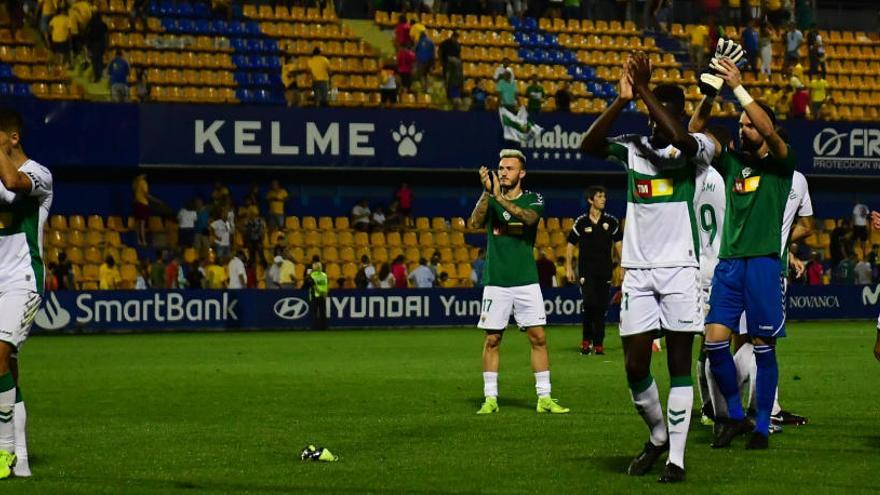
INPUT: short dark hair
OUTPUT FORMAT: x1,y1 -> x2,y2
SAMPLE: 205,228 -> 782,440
653,84 -> 685,114
586,185 -> 606,202
0,108 -> 23,139
755,101 -> 777,127
706,124 -> 732,150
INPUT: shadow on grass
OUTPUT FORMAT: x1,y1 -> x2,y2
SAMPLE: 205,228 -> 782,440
465,397 -> 533,411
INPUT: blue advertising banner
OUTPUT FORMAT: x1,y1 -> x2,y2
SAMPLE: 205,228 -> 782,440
29,284 -> 879,334
7,101 -> 880,175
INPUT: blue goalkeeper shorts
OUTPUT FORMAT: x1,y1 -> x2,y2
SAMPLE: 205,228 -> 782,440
706,256 -> 786,338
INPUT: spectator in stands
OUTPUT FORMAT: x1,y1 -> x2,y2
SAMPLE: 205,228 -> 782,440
53,252 -> 75,290
131,173 -> 151,246
807,24 -> 826,77
84,13 -> 107,83
688,21 -> 709,72
526,77 -> 545,117
351,198 -> 371,232
185,259 -> 203,289
282,55 -> 299,107
228,251 -> 248,289
377,262 -> 396,288
413,29 -> 435,92
211,181 -> 231,207
818,96 -> 837,120
439,31 -> 461,77
741,19 -> 759,73
244,209 -> 267,266
408,258 -> 435,288
49,8 -> 73,68
790,83 -> 809,119
493,58 -> 514,82
385,200 -> 403,230
496,70 -> 517,112
855,254 -> 873,285
38,0 -> 56,45
445,55 -> 464,109
131,0 -> 148,31
136,260 -> 150,290
555,81 -> 571,112
379,66 -> 399,106
806,252 -> 823,285
267,255 -> 283,289
133,68 -> 150,102
204,256 -> 227,289
470,80 -> 488,111
265,180 -> 288,232
809,74 -> 827,117
554,256 -> 568,287
371,205 -> 387,231
394,183 -> 413,227
409,17 -> 427,48
212,0 -> 233,21
165,255 -> 180,289
177,200 -> 197,248
211,209 -> 232,261
107,50 -> 130,102
393,15 -> 410,50
396,43 -> 416,91
69,0 -> 94,55
759,22 -> 775,75
789,63 -> 805,90
869,244 -> 880,283
99,255 -> 121,290
853,200 -> 870,252
835,254 -> 856,284
830,218 -> 851,269
356,255 -> 377,289
536,249 -> 556,289
471,247 -> 485,287
428,251 -> 442,280
193,197 -> 210,253
391,255 -> 408,288
308,47 -> 331,107
783,23 -> 803,73
150,251 -> 166,288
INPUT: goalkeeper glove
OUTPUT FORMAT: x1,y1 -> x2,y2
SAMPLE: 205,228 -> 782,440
698,38 -> 747,97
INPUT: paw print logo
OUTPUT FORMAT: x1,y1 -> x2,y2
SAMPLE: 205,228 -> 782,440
392,123 -> 423,157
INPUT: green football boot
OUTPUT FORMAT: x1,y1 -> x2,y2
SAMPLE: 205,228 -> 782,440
476,397 -> 499,415
0,450 -> 16,480
536,396 -> 570,414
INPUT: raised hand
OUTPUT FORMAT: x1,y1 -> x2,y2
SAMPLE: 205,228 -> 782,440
629,51 -> 652,89
871,211 -> 880,230
619,55 -> 634,101
716,57 -> 743,89
479,166 -> 492,192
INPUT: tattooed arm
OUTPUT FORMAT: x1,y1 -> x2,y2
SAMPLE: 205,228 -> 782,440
493,195 -> 540,226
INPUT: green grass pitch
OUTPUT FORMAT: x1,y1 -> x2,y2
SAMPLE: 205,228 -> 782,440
4,322 -> 880,494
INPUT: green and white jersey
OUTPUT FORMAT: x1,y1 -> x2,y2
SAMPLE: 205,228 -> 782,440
0,160 -> 53,294
607,133 -> 715,269
695,164 -> 726,288
483,190 -> 544,287
717,146 -> 795,259
780,171 -> 812,276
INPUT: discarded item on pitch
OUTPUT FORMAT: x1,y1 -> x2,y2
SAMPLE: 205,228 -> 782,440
300,445 -> 338,462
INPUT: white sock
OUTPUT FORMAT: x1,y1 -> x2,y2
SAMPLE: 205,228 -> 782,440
706,364 -> 729,419
534,371 -> 551,398
0,376 -> 14,454
482,372 -> 498,398
772,388 -> 781,416
630,377 -> 668,447
667,384 -> 694,469
13,401 -> 26,460
734,342 -> 754,406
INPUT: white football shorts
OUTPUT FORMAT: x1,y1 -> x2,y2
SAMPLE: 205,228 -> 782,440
0,290 -> 42,350
478,284 -> 547,330
619,266 -> 703,337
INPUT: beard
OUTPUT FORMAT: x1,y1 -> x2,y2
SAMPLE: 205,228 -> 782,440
501,176 -> 520,192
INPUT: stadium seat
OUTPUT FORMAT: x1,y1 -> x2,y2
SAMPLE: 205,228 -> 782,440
50,214 -> 68,231
302,216 -> 318,230
81,264 -> 100,290
323,247 -> 339,263
318,216 -> 334,230
84,247 -> 103,265
337,231 -> 354,246
405,247 -> 420,264
68,215 -> 86,231
370,232 -> 385,247
85,230 -> 104,247
304,231 -> 321,247
403,232 -> 418,247
285,216 -> 301,230
287,231 -> 304,247
419,232 -> 434,248
121,247 -> 138,265
339,246 -> 355,263
334,217 -> 350,230
371,247 -> 388,264
386,232 -> 401,247
322,231 -> 338,246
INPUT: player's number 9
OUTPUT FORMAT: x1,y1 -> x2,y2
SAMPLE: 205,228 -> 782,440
699,205 -> 717,246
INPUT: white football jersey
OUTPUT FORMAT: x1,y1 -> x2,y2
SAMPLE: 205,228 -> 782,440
0,159 -> 53,293
694,164 -> 726,290
782,170 -> 813,254
608,133 -> 716,269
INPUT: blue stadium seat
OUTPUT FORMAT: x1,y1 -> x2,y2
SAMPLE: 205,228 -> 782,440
228,21 -> 244,37
148,1 -> 161,16
177,19 -> 195,34
245,22 -> 262,36
562,51 -> 577,65
161,18 -> 178,33
549,51 -> 564,64
177,2 -> 194,17
262,57 -> 280,69
158,0 -> 174,16
193,2 -> 210,18
267,73 -> 282,86
522,18 -> 538,31
194,19 -> 210,34
623,101 -> 637,112
212,20 -> 229,35
236,88 -> 254,102
246,39 -> 263,53
262,39 -> 278,53
0,83 -> 10,96
230,38 -> 247,52
13,83 -> 31,97
234,72 -> 251,86
0,65 -> 12,80
536,50 -> 551,64
232,55 -> 250,69
509,17 -> 522,30
251,73 -> 270,86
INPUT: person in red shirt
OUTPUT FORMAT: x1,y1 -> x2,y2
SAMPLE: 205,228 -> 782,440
395,182 -> 413,227
165,255 -> 180,289
396,46 -> 415,90
393,15 -> 410,50
806,252 -> 824,285
391,255 -> 408,288
790,85 -> 810,119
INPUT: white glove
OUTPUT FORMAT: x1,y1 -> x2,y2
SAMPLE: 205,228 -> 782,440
699,38 -> 747,97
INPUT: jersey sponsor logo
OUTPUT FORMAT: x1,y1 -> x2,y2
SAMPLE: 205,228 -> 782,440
635,178 -> 673,198
502,211 -> 512,221
273,297 -> 310,320
734,176 -> 761,194
742,167 -> 753,178
584,227 -> 592,233
33,292 -> 70,331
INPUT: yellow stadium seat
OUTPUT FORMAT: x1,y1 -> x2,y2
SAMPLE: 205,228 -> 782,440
451,217 -> 466,231
405,247 -> 420,264
323,247 -> 339,263
67,230 -> 86,247
339,246 -> 356,263
285,216 -> 301,230
370,232 -> 386,247
434,232 -> 450,248
334,217 -> 350,230
337,231 -> 354,246
287,231 -> 304,247
290,247 -> 305,264
85,230 -> 104,247
84,247 -> 102,265
431,217 -> 447,230
50,214 -> 68,231
371,247 -> 388,264
386,232 -> 401,247
104,248 -> 121,265
354,232 -> 369,247
415,217 -> 431,231
44,246 -> 61,265
403,231 -> 418,247
419,232 -> 434,248
318,216 -> 334,230
304,231 -> 321,247
66,247 -> 84,265
68,215 -> 86,231
342,262 -> 358,281
302,216 -> 317,230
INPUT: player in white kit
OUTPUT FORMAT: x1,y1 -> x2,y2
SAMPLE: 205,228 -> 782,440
0,108 -> 53,479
